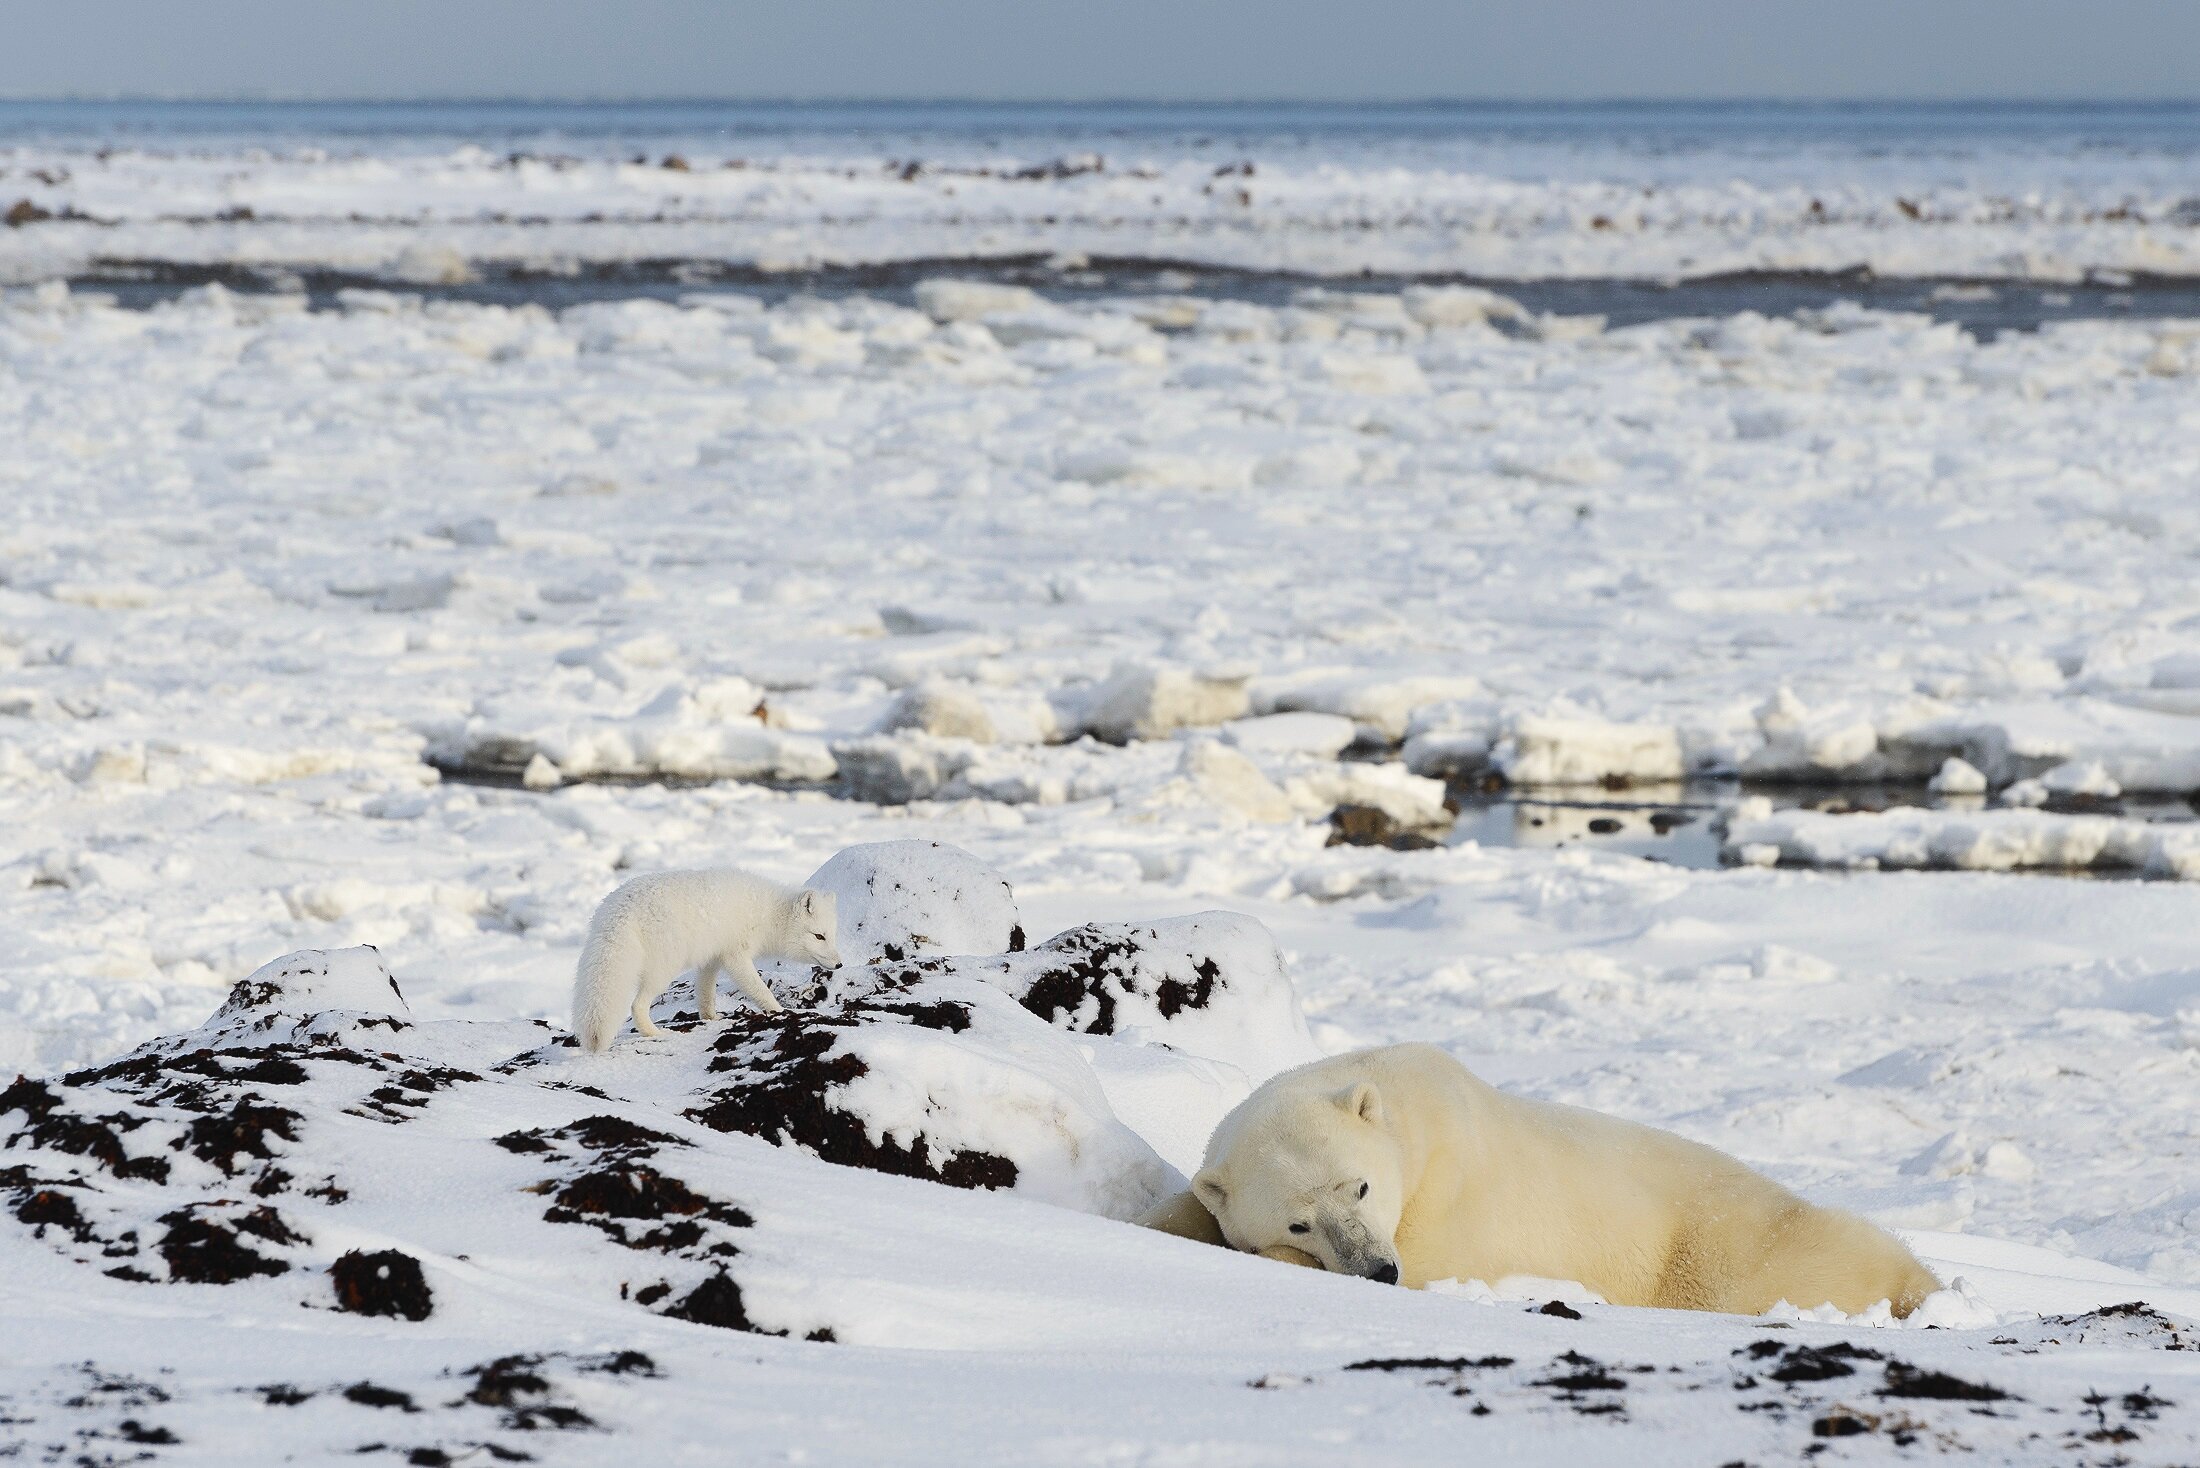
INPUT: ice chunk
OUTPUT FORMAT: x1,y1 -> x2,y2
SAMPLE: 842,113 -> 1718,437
1928,756 -> 1989,795
1285,762 -> 1450,828
1493,714 -> 1686,787
1073,662 -> 1251,744
1256,673 -> 1481,743
1402,729 -> 1492,779
1171,740 -> 1296,822
1219,712 -> 1357,760
1400,284 -> 1530,328
830,731 -> 970,803
879,682 -> 997,743
2039,760 -> 2121,799
913,279 -> 1042,322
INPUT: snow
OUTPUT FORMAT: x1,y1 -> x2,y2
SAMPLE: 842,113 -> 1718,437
9,280 -> 2195,814
5,107 -> 2200,1462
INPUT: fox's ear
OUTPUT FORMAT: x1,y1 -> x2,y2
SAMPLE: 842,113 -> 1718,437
1192,1171 -> 1227,1214
1338,1081 -> 1384,1126
798,889 -> 821,917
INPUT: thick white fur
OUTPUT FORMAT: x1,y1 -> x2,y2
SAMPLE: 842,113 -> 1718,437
1142,1043 -> 1939,1317
571,869 -> 840,1052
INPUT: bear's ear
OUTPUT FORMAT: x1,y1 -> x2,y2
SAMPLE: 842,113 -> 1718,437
1192,1171 -> 1228,1214
1338,1081 -> 1385,1126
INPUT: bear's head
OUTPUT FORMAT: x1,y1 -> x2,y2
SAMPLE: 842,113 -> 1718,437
1192,1078 -> 1404,1285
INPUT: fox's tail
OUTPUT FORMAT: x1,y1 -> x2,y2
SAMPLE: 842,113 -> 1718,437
571,925 -> 641,1053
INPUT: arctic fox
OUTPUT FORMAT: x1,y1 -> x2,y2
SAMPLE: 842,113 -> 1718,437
571,869 -> 840,1052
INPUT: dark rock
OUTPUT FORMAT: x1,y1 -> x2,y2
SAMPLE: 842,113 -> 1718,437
1813,1410 -> 1875,1437
1326,803 -> 1442,850
156,1204 -> 296,1284
1767,1342 -> 1882,1383
0,1078 -> 170,1182
330,1248 -> 433,1321
660,1268 -> 762,1332
1879,1360 -> 2011,1401
176,1096 -> 302,1174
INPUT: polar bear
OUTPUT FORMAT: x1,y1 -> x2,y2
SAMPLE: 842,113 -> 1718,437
1140,1044 -> 1939,1317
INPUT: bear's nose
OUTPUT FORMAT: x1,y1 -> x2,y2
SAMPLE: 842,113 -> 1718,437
1368,1261 -> 1400,1285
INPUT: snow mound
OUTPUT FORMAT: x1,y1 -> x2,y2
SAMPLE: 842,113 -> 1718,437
805,840 -> 1025,961
213,946 -> 411,1024
0,922 -> 1192,1350
686,973 -> 1176,1219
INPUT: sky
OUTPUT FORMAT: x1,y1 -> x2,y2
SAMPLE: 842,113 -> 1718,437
2,0 -> 2196,103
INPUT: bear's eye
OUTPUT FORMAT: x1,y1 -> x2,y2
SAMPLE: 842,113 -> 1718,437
1288,1222 -> 1310,1234
1357,1181 -> 1369,1199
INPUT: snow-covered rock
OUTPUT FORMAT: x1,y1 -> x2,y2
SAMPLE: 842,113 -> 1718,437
970,911 -> 1318,1082
805,840 -> 1025,962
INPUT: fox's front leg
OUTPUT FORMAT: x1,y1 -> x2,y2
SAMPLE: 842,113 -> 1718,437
695,958 -> 723,1021
723,953 -> 785,1014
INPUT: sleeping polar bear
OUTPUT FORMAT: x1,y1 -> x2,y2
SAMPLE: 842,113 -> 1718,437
1140,1043 -> 1939,1317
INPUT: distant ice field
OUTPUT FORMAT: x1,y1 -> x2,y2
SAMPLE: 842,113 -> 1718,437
5,100 -> 2200,286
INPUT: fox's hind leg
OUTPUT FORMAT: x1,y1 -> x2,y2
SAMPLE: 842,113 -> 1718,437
630,993 -> 666,1039
695,958 -> 722,1021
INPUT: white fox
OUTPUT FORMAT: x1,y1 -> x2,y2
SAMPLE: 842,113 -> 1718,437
571,868 -> 841,1052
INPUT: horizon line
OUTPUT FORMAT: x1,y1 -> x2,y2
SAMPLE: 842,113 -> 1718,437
5,93 -> 2199,109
